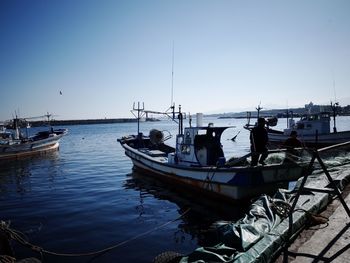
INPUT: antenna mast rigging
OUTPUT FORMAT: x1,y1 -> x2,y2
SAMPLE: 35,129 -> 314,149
171,42 -> 175,108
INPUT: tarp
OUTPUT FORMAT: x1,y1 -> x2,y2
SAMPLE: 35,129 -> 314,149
179,191 -> 290,263
180,160 -> 350,263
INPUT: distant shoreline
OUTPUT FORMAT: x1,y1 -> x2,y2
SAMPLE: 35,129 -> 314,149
29,112 -> 350,127
3,105 -> 349,127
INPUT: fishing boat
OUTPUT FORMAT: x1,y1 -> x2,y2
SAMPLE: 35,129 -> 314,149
267,112 -> 350,147
118,105 -> 308,202
0,116 -> 67,160
244,103 -> 350,148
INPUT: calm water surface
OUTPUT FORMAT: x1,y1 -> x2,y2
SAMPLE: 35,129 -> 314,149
1,116 -> 349,262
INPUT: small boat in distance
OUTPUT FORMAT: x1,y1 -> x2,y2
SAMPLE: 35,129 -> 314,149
118,105 -> 308,203
0,115 -> 67,160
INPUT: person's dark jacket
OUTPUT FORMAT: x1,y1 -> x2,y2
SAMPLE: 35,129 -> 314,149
250,126 -> 268,152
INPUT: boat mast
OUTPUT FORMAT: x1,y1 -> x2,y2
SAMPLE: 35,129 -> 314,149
165,42 -> 176,120
178,105 -> 183,135
330,101 -> 338,133
171,41 -> 174,109
45,112 -> 54,132
14,114 -> 20,140
331,74 -> 338,133
256,103 -> 263,119
132,102 -> 144,135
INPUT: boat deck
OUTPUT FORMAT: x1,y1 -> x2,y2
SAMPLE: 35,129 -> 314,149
138,149 -> 168,162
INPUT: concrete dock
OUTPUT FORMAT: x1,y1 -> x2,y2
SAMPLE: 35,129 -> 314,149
277,185 -> 350,263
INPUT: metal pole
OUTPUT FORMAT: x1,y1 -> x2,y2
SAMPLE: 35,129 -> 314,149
137,102 -> 140,135
283,153 -> 317,263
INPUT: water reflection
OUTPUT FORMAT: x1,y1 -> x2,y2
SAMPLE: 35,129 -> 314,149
123,170 -> 246,247
0,151 -> 61,196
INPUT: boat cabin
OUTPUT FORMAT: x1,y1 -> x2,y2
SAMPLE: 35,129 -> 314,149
169,126 -> 228,167
283,112 -> 331,136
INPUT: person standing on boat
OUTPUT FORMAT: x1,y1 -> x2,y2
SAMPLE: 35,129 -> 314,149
250,117 -> 268,166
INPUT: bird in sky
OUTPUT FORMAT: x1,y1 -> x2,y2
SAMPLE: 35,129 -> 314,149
59,91 -> 62,95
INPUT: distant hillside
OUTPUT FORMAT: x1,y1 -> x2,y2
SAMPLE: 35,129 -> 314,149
210,103 -> 350,119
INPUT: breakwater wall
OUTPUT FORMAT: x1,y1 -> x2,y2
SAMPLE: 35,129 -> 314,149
30,118 -> 158,127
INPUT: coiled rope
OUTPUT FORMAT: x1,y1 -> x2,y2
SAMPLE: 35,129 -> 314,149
269,198 -> 292,218
0,255 -> 16,263
0,207 -> 190,258
269,198 -> 329,228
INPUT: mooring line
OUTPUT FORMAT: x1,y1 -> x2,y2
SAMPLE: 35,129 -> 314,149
0,207 -> 190,258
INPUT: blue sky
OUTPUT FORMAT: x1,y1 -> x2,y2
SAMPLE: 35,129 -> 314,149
1,0 -> 350,120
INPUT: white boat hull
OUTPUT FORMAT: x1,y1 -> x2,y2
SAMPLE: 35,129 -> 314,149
268,130 -> 350,147
0,133 -> 65,160
121,142 -> 306,202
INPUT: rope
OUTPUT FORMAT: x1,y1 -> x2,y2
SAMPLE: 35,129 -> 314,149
1,221 -> 44,260
204,167 -> 217,190
294,208 -> 329,229
269,198 -> 329,228
0,207 -> 190,258
269,198 -> 292,218
0,255 -> 16,263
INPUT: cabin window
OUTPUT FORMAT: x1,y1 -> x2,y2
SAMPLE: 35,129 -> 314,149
321,113 -> 329,119
198,130 -> 206,135
297,123 -> 304,129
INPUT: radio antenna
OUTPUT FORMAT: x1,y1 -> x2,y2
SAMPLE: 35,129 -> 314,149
332,70 -> 337,103
171,41 -> 175,107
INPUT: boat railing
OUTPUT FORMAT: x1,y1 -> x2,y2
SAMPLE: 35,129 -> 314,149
225,148 -> 309,167
316,140 -> 350,153
227,140 -> 350,168
271,141 -> 350,166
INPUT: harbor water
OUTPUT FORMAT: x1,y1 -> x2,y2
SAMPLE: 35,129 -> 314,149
1,116 -> 350,262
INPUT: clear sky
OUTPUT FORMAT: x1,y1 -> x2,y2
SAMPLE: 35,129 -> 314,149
1,0 -> 350,121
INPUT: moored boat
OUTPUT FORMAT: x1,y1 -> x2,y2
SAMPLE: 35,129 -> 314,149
0,116 -> 67,160
245,103 -> 350,148
118,106 -> 308,203
268,112 -> 350,148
